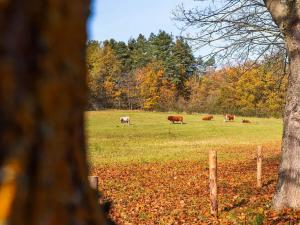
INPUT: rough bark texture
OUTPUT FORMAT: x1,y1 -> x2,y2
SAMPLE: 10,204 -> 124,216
0,1 -> 107,224
264,0 -> 300,209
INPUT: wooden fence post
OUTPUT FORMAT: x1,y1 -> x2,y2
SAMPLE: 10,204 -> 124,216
88,176 -> 99,190
257,146 -> 262,188
209,150 -> 218,217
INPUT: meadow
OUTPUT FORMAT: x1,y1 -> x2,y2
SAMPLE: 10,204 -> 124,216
86,110 -> 282,166
87,111 -> 300,224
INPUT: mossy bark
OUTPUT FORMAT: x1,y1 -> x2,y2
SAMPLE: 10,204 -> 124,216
0,1 -> 106,224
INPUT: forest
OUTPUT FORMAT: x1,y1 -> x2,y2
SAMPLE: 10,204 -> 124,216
86,30 -> 287,117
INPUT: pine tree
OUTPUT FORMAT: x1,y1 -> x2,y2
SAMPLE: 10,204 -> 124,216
171,37 -> 196,98
148,31 -> 174,74
129,34 -> 149,69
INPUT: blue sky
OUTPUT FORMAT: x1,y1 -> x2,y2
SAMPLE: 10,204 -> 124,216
88,0 -> 198,42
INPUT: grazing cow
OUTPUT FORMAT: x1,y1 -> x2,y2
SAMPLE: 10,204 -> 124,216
168,115 -> 184,124
120,116 -> 130,125
224,114 -> 235,122
242,119 -> 251,123
202,115 -> 214,121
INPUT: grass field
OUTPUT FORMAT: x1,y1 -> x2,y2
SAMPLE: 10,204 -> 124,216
86,110 -> 282,166
87,111 -> 300,224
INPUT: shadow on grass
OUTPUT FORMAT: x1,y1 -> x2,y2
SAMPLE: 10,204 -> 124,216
116,124 -> 135,127
169,122 -> 187,125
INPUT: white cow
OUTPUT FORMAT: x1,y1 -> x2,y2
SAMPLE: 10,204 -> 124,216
120,116 -> 130,125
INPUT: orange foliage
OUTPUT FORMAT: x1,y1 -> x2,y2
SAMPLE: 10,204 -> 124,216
135,61 -> 176,110
91,144 -> 300,224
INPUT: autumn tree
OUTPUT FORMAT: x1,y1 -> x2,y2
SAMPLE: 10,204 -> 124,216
86,41 -> 105,109
86,31 -> 198,110
185,76 -> 203,113
86,41 -> 122,109
135,61 -> 176,110
100,43 -> 123,108
135,62 -> 164,110
198,70 -> 226,113
215,64 -> 287,117
185,59 -> 287,116
158,79 -> 177,111
216,67 -> 241,114
86,34 -> 286,115
175,0 -> 300,209
0,1 -> 109,224
235,65 -> 287,117
85,31 -> 286,116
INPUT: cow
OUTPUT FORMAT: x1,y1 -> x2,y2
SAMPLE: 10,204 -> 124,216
242,119 -> 251,123
120,116 -> 130,125
224,114 -> 235,122
167,115 -> 184,124
202,115 -> 214,121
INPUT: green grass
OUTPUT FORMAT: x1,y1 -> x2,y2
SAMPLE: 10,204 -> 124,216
86,110 -> 282,166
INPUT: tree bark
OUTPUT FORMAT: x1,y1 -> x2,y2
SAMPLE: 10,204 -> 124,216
0,1 -> 107,224
264,0 -> 300,209
273,25 -> 300,209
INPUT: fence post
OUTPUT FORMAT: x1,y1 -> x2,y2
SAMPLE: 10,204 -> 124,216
209,149 -> 218,217
257,146 -> 262,188
88,176 -> 99,190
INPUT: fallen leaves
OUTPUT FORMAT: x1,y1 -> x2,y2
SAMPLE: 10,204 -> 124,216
90,148 -> 300,224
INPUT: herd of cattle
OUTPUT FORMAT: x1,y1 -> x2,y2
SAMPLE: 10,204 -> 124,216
120,114 -> 251,125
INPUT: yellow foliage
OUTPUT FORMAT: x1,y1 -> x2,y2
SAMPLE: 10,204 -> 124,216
135,61 -> 175,110
186,63 -> 287,116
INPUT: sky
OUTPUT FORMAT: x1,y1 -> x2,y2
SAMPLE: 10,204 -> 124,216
88,0 -> 198,43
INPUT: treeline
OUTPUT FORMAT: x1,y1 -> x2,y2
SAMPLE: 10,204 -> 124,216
86,31 -> 287,117
187,61 -> 287,117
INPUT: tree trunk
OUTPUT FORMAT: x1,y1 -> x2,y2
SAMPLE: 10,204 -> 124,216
273,23 -> 300,209
0,1 -> 107,224
263,0 -> 300,209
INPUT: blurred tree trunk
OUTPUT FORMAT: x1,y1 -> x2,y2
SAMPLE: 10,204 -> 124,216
264,0 -> 300,209
0,1 -> 107,224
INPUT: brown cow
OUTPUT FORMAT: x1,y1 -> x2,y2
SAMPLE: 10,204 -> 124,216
168,115 -> 184,124
224,114 -> 235,122
242,119 -> 251,123
202,115 -> 214,121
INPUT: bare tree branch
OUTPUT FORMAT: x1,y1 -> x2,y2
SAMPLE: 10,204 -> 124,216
173,0 -> 286,64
